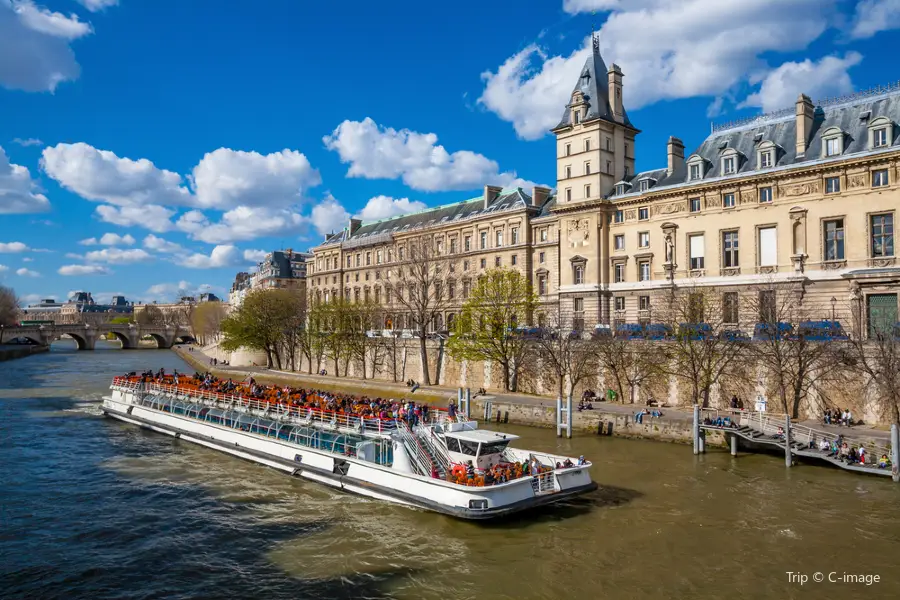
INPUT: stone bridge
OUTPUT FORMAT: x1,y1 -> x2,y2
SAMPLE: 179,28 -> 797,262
0,323 -> 193,350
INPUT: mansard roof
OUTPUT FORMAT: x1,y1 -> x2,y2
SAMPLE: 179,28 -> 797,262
609,84 -> 900,199
319,187 -> 552,248
554,38 -> 635,131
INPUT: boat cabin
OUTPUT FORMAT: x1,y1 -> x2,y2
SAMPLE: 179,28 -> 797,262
443,429 -> 519,470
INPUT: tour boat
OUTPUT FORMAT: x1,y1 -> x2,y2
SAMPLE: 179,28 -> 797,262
102,377 -> 597,519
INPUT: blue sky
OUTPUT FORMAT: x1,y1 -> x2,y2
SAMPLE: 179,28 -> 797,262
1,0 -> 899,305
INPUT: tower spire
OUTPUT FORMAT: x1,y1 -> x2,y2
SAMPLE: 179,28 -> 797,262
591,10 -> 599,52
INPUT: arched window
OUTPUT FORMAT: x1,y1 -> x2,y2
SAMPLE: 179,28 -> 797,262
574,265 -> 585,285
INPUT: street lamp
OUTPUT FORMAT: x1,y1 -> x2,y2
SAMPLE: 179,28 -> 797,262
830,296 -> 837,323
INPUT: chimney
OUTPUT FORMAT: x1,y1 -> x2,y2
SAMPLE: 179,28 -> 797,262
348,218 -> 362,236
531,186 -> 552,207
666,136 -> 685,175
483,184 -> 503,209
608,64 -> 624,123
795,94 -> 814,157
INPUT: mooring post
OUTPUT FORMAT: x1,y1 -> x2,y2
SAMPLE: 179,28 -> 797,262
692,404 -> 700,455
556,395 -> 563,438
464,388 -> 471,419
784,414 -> 792,467
566,393 -> 573,439
730,433 -> 738,456
891,423 -> 899,483
457,387 -> 463,413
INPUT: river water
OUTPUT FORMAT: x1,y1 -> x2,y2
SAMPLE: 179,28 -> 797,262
2,341 -> 899,600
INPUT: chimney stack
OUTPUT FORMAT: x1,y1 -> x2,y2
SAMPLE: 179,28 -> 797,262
531,186 -> 552,207
608,64 -> 624,123
483,185 -> 503,209
795,94 -> 814,157
666,136 -> 685,175
348,218 -> 362,236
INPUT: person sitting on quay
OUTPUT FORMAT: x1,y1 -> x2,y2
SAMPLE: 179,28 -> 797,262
646,396 -> 659,408
878,454 -> 890,469
818,437 -> 831,452
774,426 -> 785,440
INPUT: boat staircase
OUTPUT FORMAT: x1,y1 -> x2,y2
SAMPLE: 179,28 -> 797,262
700,409 -> 894,477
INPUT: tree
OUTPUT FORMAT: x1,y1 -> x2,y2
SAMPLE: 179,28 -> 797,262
595,334 -> 663,404
135,305 -> 164,326
298,295 -> 328,374
745,282 -> 846,418
447,268 -> 537,391
190,301 -> 227,345
108,316 -> 134,324
534,310 -> 598,402
659,286 -> 745,407
0,285 -> 19,325
846,295 -> 900,427
220,289 -> 303,369
319,297 -> 356,377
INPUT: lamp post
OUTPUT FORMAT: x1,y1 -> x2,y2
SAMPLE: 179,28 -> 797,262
830,296 -> 837,324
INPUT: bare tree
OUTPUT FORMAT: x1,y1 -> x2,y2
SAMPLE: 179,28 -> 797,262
658,286 -> 746,407
745,282 -> 846,418
595,335 -> 664,404
190,301 -> 227,345
534,309 -> 598,402
383,235 -> 455,385
298,293 -> 328,374
845,295 -> 900,426
0,285 -> 19,326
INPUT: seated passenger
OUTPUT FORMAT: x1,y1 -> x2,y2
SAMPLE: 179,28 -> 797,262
879,454 -> 889,469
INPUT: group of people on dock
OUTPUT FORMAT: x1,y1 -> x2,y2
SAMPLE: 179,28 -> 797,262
823,408 -> 854,427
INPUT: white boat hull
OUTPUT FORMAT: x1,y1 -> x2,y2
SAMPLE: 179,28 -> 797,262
102,389 -> 597,519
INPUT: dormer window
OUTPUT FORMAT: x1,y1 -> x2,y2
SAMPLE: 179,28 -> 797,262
686,154 -> 705,181
615,182 -> 630,196
760,151 -> 772,168
868,116 -> 893,149
639,179 -> 652,192
723,157 -> 735,174
574,110 -> 581,124
756,140 -> 779,170
690,164 -> 700,180
821,127 -> 844,157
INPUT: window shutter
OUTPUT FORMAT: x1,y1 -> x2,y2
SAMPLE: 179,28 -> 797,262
690,235 -> 704,259
759,227 -> 777,266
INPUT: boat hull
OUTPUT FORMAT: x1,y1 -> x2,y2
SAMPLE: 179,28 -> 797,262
101,390 -> 597,520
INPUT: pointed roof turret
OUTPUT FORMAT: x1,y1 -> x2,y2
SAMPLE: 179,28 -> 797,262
553,35 -> 634,131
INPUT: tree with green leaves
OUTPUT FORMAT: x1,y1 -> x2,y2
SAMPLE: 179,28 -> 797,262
220,288 -> 303,369
190,301 -> 227,345
447,268 -> 537,391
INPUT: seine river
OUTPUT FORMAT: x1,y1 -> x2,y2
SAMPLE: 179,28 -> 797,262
2,341 -> 899,600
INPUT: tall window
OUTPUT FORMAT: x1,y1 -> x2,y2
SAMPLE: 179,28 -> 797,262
638,231 -> 649,248
565,143 -> 571,156
871,214 -> 894,257
874,128 -> 889,148
584,162 -> 592,175
606,137 -> 612,151
689,234 -> 705,269
723,231 -> 739,268
573,264 -> 584,284
584,139 -> 591,152
495,256 -> 501,267
538,275 -> 547,295
690,163 -> 700,180
760,151 -> 772,168
689,197 -> 701,212
511,228 -> 519,244
826,176 -> 841,194
464,236 -> 471,251
614,297 -> 625,311
614,210 -> 624,224
873,169 -> 890,187
480,258 -> 486,268
723,193 -> 735,208
463,280 -> 470,298
614,234 -> 625,251
565,165 -> 572,178
639,261 -> 650,281
448,283 -> 455,300
585,184 -> 592,199
574,298 -> 584,312
376,250 -> 383,264
463,260 -> 470,271
540,228 -> 548,242
565,188 -> 572,202
638,207 -> 649,220
723,156 -> 735,174
511,255 -> 518,266
496,230 -> 503,247
723,292 -> 739,324
824,219 -> 845,261
346,255 -> 351,268
759,187 -> 773,203
614,263 -> 625,283
480,231 -> 487,249
825,137 -> 840,156
539,251 -> 545,263
758,226 -> 777,267
759,290 -> 776,323
450,238 -> 457,254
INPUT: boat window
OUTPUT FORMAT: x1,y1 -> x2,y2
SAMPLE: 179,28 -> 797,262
479,440 -> 510,455
445,437 -> 461,453
459,440 -> 479,456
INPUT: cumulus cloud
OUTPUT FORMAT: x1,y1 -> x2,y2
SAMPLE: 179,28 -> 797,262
323,118 -> 536,191
142,234 -> 184,254
741,52 -> 863,113
356,195 -> 427,221
176,206 -> 306,244
77,0 -> 118,11
0,241 -> 29,252
84,248 -> 153,264
95,204 -> 175,232
310,195 -> 350,236
177,245 -> 241,269
16,267 -> 40,277
0,145 -> 50,214
479,0 -> 841,139
849,0 -> 900,39
0,264 -> 7,272
145,280 -> 217,303
0,0 -> 95,92
243,249 -> 267,262
80,232 -> 135,246
12,137 -> 43,147
58,264 -> 110,275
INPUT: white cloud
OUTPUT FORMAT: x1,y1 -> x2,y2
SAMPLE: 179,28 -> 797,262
0,264 -> 7,272
16,267 -> 40,277
99,232 -> 135,246
177,245 -> 241,269
58,264 -> 110,276
77,0 -> 118,12
176,206 -> 306,244
356,195 -> 427,221
243,249 -> 267,262
12,137 -> 43,147
741,52 -> 863,113
0,241 -> 29,252
22,256 -> 33,262
0,0 -> 94,92
479,0 -> 840,139
78,238 -> 97,246
41,142 -> 192,207
191,148 -> 321,210
310,195 -> 350,236
562,0 -> 625,11
142,234 -> 184,254
324,117 -> 535,191
0,145 -> 50,214
95,204 -> 175,232
144,280 -> 218,303
850,0 -> 900,39
84,248 -> 153,264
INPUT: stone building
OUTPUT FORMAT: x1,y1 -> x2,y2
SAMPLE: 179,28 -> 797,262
229,250 -> 311,309
309,35 -> 899,337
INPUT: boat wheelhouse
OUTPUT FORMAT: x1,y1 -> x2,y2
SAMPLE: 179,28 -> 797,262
102,377 -> 597,519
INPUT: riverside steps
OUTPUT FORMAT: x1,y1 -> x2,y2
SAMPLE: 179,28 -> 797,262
695,407 -> 899,480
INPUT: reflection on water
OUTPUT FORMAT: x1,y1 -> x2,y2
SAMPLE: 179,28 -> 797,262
2,345 -> 899,599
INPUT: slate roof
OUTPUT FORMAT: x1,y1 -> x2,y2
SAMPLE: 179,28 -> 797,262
611,86 -> 900,199
554,38 -> 635,131
320,188 -> 549,248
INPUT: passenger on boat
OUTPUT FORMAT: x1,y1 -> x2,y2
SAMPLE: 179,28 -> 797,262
466,461 -> 475,481
577,455 -> 586,466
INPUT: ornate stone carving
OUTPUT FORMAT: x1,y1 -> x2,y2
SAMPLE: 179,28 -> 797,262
566,218 -> 590,247
780,182 -> 819,197
705,195 -> 721,208
659,201 -> 685,215
848,173 -> 867,188
721,267 -> 741,277
758,266 -> 778,275
624,209 -> 637,221
688,269 -> 705,278
868,257 -> 897,268
739,191 -> 756,205
822,260 -> 846,271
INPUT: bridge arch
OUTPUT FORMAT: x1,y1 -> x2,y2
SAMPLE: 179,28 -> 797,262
61,332 -> 90,350
144,333 -> 172,349
4,334 -> 44,346
104,330 -> 135,349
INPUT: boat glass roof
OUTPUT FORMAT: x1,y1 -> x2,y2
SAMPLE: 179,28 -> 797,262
444,429 -> 519,443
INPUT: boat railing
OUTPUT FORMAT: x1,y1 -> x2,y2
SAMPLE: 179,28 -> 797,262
396,420 -> 437,476
415,425 -> 451,473
531,471 -> 556,495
